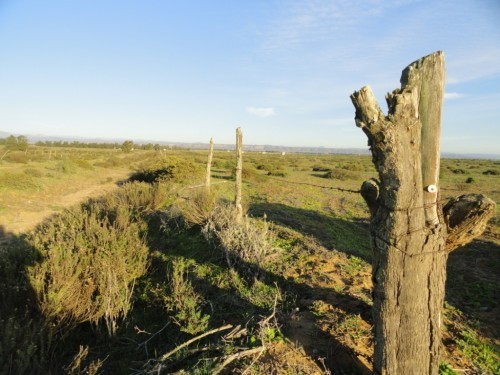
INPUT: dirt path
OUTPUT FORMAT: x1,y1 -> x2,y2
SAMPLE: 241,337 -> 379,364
1,169 -> 130,236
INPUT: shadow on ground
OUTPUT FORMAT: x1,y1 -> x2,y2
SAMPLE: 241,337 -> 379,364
0,226 -> 53,374
249,202 -> 371,261
446,239 -> 500,341
144,214 -> 373,374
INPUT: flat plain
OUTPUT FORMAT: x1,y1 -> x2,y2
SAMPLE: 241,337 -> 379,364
1,145 -> 498,374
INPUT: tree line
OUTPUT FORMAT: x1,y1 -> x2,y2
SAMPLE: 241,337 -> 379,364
0,136 -> 169,152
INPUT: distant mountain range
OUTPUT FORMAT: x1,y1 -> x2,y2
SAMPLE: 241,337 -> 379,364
1,130 -> 499,160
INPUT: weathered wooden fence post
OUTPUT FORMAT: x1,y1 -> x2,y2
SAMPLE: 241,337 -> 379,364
351,51 -> 495,374
205,137 -> 214,192
235,127 -> 243,221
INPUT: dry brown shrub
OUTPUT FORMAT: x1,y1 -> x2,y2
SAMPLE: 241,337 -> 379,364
176,190 -> 216,227
202,203 -> 275,273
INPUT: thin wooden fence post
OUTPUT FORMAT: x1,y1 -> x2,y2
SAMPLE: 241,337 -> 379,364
205,137 -> 214,192
235,127 -> 243,221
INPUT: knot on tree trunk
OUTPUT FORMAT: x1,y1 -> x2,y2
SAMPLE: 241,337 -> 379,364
360,179 -> 380,217
444,194 -> 496,252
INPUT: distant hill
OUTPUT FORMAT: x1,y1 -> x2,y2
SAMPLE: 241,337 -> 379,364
1,130 -> 499,160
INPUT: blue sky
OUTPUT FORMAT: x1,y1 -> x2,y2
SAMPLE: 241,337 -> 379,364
0,0 -> 499,154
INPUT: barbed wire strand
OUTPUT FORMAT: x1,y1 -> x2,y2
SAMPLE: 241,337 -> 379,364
183,174 -> 496,247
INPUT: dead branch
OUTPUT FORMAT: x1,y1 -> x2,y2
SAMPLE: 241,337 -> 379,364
443,194 -> 496,252
212,346 -> 266,375
158,324 -> 233,362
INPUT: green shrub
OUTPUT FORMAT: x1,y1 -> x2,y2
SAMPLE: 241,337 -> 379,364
323,168 -> 358,181
483,169 -> 499,175
213,158 -> 235,170
267,170 -> 288,177
73,159 -> 94,170
95,156 -> 123,168
465,177 -> 475,184
256,164 -> 273,171
340,163 -> 363,172
452,169 -> 466,174
4,151 -> 29,164
457,329 -> 500,374
242,165 -> 264,181
27,199 -> 149,336
24,168 -> 44,178
164,258 -> 210,335
55,159 -> 78,174
438,362 -> 457,375
312,165 -> 331,172
0,172 -> 41,190
130,157 -> 202,184
99,181 -> 170,216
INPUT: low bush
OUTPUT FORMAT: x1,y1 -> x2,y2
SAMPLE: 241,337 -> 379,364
483,169 -> 499,175
312,165 -> 331,172
202,203 -> 275,276
242,165 -> 265,181
256,164 -> 273,171
267,170 -> 288,177
94,156 -> 123,168
465,177 -> 475,184
73,158 -> 94,170
55,159 -> 78,174
323,168 -> 359,181
27,192 -> 150,336
0,172 -> 41,190
340,163 -> 363,172
4,151 -> 29,164
100,181 -> 170,216
177,190 -> 216,227
164,257 -> 210,334
24,168 -> 44,178
213,158 -> 235,170
130,157 -> 202,184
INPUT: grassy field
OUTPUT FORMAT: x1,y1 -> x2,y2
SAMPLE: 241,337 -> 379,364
0,145 -> 498,374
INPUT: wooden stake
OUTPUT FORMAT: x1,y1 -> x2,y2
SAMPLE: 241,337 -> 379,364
205,137 -> 214,192
235,127 -> 243,221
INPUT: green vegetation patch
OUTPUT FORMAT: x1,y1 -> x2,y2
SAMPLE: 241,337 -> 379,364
0,172 -> 42,190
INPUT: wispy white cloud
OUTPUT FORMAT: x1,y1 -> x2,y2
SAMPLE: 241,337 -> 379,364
246,107 -> 275,117
444,92 -> 465,100
447,47 -> 500,84
261,0 -> 416,52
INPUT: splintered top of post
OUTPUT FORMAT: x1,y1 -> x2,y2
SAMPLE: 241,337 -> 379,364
400,51 -> 445,89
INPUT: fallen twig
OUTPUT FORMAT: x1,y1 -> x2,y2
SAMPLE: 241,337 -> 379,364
212,346 -> 266,375
159,324 -> 233,362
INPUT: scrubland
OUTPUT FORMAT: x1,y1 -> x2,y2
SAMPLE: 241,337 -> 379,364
0,145 -> 498,374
